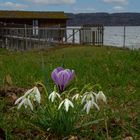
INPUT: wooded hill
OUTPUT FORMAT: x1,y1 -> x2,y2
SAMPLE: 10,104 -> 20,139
66,13 -> 140,26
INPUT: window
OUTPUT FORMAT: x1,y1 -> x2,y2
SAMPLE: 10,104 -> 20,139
33,20 -> 38,35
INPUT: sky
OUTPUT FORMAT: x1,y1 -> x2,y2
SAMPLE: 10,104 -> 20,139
0,0 -> 140,13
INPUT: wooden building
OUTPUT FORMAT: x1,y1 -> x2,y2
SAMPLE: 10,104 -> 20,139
0,11 -> 104,50
0,10 -> 68,50
0,10 -> 68,28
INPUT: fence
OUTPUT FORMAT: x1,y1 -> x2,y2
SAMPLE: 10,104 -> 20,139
0,26 -> 140,50
0,26 -> 104,50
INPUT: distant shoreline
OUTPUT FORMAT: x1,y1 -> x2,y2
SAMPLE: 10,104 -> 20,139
66,13 -> 140,26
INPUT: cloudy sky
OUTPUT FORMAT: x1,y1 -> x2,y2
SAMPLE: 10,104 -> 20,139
0,0 -> 139,13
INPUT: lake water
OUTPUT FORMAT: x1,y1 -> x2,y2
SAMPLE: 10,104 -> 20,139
104,26 -> 140,49
67,26 -> 140,49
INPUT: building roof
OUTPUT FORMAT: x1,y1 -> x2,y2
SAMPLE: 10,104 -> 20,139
0,10 -> 68,19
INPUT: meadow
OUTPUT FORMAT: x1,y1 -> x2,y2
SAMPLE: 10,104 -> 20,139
0,45 -> 140,140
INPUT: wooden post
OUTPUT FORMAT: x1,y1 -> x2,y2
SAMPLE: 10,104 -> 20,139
29,28 -> 32,49
65,28 -> 67,43
92,31 -> 95,45
101,26 -> 104,46
97,27 -> 99,45
24,24 -> 27,50
79,29 -> 81,45
38,28 -> 40,49
72,29 -> 75,44
45,28 -> 47,47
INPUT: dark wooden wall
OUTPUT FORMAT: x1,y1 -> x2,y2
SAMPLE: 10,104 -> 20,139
39,19 -> 66,27
0,18 -> 67,28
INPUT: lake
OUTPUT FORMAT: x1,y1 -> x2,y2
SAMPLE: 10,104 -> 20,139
104,26 -> 140,49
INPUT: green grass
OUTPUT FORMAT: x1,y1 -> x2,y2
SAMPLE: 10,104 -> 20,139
0,46 -> 140,139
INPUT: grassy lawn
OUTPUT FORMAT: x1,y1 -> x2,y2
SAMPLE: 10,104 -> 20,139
0,45 -> 140,139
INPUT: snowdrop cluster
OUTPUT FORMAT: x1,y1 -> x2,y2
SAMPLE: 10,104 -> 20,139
15,67 -> 107,115
48,90 -> 106,114
14,67 -> 107,136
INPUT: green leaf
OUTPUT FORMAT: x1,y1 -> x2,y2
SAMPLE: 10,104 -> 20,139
75,119 -> 104,129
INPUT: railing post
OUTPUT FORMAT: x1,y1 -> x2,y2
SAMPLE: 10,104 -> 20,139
24,24 -> 27,50
101,26 -> 104,46
79,29 -> 81,45
72,29 -> 75,44
123,26 -> 126,48
65,28 -> 67,43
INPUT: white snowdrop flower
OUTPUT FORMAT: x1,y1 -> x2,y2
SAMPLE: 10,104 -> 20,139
83,100 -> 93,114
81,91 -> 100,114
31,87 -> 41,104
15,86 -> 41,110
83,100 -> 100,114
96,91 -> 107,104
81,92 -> 96,104
15,94 -> 33,110
72,94 -> 80,101
58,98 -> 74,112
48,91 -> 61,102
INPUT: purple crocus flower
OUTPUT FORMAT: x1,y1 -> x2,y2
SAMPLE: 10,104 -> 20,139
51,67 -> 75,92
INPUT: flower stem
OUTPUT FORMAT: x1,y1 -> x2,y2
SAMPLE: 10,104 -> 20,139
35,82 -> 48,97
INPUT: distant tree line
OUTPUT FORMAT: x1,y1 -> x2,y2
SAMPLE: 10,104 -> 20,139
66,13 -> 140,26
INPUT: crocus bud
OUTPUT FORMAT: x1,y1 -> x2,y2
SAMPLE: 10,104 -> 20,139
51,67 -> 75,92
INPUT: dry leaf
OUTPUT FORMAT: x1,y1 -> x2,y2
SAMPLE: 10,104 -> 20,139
7,93 -> 18,103
124,136 -> 133,140
4,74 -> 13,86
68,136 -> 78,140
